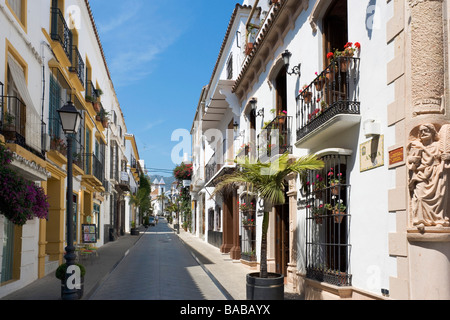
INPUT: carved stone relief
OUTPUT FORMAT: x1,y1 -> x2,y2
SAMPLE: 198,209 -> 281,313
407,124 -> 450,230
409,0 -> 445,115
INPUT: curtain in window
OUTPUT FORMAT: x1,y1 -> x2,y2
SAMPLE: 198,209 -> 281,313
7,56 -> 42,152
1,217 -> 15,283
7,0 -> 22,22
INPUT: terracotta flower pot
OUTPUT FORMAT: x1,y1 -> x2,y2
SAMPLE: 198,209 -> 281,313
302,91 -> 312,103
332,210 -> 345,223
330,182 -> 340,195
314,78 -> 326,91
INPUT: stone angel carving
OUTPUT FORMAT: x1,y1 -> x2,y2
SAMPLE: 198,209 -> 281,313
407,124 -> 450,229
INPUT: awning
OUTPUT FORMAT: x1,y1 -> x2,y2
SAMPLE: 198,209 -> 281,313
7,56 -> 36,113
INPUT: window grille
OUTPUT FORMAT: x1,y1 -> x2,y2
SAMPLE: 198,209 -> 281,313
304,152 -> 352,286
240,195 -> 256,263
227,55 -> 233,80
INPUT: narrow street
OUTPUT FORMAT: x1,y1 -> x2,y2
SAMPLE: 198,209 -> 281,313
89,219 -> 228,300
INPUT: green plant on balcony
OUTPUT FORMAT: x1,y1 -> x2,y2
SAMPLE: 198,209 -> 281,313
96,109 -> 110,128
51,137 -> 67,155
327,42 -> 361,70
312,204 -> 325,224
239,201 -> 255,212
2,112 -> 16,141
325,198 -> 347,223
299,84 -> 312,103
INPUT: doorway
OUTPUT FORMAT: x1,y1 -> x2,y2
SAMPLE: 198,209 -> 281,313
275,195 -> 289,277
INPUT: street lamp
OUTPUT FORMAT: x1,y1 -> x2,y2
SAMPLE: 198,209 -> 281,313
58,101 -> 82,300
281,49 -> 301,76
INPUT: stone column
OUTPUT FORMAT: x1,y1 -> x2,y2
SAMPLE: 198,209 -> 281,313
286,173 -> 298,292
406,0 -> 450,300
410,0 -> 445,115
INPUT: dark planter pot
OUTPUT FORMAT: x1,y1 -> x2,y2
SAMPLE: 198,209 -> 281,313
246,272 -> 284,300
60,276 -> 84,300
130,228 -> 140,236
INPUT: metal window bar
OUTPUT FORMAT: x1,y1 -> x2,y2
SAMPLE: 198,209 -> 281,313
305,153 -> 352,286
296,56 -> 360,142
69,46 -> 85,86
257,115 -> 292,159
50,7 -> 73,62
240,195 -> 257,263
2,96 -> 26,146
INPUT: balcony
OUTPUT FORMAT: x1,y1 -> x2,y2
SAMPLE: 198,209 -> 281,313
1,96 -> 45,160
83,153 -> 105,190
258,115 -> 293,160
205,152 -> 222,185
118,171 -> 131,192
85,80 -> 99,104
295,56 -> 361,149
68,46 -> 85,91
50,7 -> 73,65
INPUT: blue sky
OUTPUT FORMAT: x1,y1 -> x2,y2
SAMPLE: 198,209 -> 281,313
89,0 -> 239,177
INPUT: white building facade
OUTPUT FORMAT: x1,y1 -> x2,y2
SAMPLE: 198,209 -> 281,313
190,0 -> 450,300
0,0 -> 141,298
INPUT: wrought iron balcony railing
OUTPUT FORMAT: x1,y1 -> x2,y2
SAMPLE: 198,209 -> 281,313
258,115 -> 292,159
85,80 -> 99,103
84,153 -> 104,183
69,45 -> 85,86
2,95 -> 26,147
296,56 -> 360,142
205,152 -> 223,184
1,96 -> 45,159
50,7 -> 73,62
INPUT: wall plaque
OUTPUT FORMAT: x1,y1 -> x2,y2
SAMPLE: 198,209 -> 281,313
389,147 -> 404,166
360,136 -> 384,172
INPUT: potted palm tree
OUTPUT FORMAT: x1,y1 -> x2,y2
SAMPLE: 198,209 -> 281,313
213,152 -> 324,300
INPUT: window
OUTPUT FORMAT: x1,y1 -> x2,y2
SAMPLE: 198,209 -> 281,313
323,0 -> 348,67
304,151 -> 351,286
49,74 -> 61,140
226,54 -> 233,80
6,0 -> 26,28
1,217 -> 15,283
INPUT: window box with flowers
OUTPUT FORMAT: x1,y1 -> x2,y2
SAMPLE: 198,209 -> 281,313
242,218 -> 255,229
0,143 -> 50,226
239,201 -> 255,213
51,137 -> 67,156
327,42 -> 361,71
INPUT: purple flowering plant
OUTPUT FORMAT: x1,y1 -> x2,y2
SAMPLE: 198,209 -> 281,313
0,142 -> 49,226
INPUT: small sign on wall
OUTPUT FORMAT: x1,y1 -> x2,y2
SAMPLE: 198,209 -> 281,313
360,135 -> 384,172
389,147 -> 404,166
